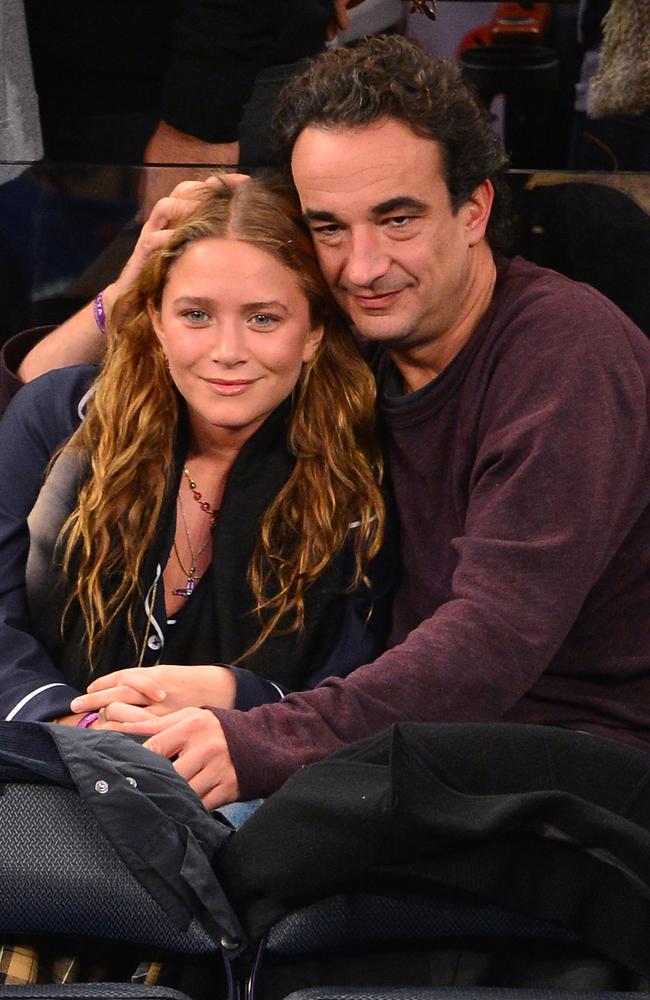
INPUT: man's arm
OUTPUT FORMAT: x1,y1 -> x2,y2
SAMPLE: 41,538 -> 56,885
0,180 -> 225,410
147,0 -> 346,174
141,0 -> 352,212
126,283 -> 650,804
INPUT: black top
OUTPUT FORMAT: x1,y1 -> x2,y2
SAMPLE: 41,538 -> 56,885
0,364 -> 394,722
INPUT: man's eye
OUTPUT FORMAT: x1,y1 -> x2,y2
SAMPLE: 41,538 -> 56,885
312,224 -> 342,237
387,216 -> 413,227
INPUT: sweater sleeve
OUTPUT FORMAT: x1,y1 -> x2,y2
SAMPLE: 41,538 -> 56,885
0,368 -> 94,720
212,283 -> 650,799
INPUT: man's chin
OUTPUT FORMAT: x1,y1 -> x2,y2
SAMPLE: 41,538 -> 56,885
349,314 -> 413,343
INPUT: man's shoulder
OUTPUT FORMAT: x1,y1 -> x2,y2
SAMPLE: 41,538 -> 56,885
492,255 -> 649,358
496,254 -> 605,311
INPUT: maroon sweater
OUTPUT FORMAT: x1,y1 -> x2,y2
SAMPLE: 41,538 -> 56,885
211,257 -> 650,798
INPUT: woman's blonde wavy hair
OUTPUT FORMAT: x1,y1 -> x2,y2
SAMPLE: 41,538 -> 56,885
60,176 -> 385,668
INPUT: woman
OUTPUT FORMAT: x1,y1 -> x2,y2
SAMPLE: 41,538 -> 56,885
0,176 -> 391,729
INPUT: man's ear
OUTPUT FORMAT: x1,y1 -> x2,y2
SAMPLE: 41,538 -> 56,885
147,300 -> 166,351
302,323 -> 324,364
462,179 -> 494,247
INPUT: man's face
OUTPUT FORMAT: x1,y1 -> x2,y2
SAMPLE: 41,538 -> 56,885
292,118 -> 489,353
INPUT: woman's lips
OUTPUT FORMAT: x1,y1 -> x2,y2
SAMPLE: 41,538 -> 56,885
204,378 -> 258,396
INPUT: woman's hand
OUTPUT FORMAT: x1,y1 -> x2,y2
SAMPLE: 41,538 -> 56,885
54,704 -> 158,730
123,708 -> 241,809
69,664 -> 237,719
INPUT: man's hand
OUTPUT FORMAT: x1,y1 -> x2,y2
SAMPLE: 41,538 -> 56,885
109,178 -> 220,304
124,708 -> 241,809
16,175 -> 250,384
69,664 -> 237,718
142,121 -> 240,218
110,174 -> 252,306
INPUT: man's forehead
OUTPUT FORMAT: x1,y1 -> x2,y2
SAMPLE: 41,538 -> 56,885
291,120 -> 445,211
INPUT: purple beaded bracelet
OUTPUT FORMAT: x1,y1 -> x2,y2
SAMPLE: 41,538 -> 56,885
77,712 -> 100,729
93,291 -> 107,334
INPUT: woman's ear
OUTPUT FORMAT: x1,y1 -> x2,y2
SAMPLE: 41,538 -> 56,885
302,324 -> 324,364
147,300 -> 166,351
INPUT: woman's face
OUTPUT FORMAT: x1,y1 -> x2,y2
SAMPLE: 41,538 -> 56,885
150,237 -> 323,444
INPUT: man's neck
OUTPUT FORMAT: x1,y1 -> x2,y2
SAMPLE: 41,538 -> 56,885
390,246 -> 498,394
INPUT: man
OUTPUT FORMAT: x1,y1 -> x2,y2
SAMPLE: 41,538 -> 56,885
22,0 -> 353,167
3,37 -> 650,810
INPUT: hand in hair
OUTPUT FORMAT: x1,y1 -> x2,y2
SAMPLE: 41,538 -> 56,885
118,178 -> 230,297
109,174 -> 250,317
69,664 -> 237,718
17,177 -> 231,384
124,708 -> 240,810
141,122 -> 240,218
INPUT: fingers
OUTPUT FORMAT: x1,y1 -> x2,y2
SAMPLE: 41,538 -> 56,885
118,172 -> 254,292
177,746 -> 240,810
71,686 -> 148,712
120,710 -> 185,739
104,703 -> 159,723
91,703 -> 158,729
71,680 -> 166,715
203,777 -> 240,811
86,669 -> 167,702
139,708 -> 212,755
127,708 -> 241,808
207,172 -> 251,190
142,173 -> 250,226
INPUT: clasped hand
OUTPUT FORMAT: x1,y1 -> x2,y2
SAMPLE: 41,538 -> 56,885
69,663 -> 237,723
68,666 -> 240,808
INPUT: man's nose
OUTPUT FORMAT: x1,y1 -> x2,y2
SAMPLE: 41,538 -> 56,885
343,228 -> 390,289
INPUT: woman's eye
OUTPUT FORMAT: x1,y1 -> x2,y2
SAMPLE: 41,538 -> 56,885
182,309 -> 210,323
250,313 -> 279,328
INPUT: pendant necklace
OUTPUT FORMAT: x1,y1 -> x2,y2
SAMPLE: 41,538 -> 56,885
172,466 -> 220,599
184,466 -> 220,530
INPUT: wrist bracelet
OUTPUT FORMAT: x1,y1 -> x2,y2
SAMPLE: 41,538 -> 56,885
93,291 -> 107,334
77,712 -> 100,729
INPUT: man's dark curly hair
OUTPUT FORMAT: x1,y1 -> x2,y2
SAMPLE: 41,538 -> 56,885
273,35 -> 512,253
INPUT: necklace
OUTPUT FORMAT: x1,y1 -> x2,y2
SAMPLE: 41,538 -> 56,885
184,466 -> 220,529
172,492 -> 213,598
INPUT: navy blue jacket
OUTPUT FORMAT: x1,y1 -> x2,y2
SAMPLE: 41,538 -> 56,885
0,365 -> 394,722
